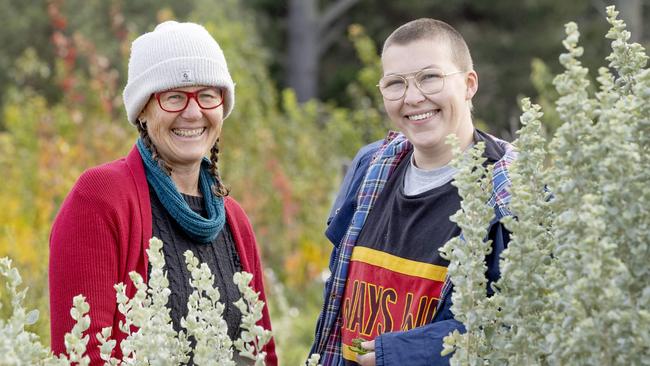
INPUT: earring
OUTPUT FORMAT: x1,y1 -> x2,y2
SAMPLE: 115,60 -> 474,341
138,118 -> 147,130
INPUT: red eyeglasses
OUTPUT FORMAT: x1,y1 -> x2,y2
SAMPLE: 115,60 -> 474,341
154,87 -> 224,112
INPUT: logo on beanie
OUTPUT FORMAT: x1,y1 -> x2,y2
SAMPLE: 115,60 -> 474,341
180,70 -> 194,83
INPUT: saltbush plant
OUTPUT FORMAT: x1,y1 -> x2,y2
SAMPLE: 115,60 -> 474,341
0,238 -> 279,365
441,6 -> 649,365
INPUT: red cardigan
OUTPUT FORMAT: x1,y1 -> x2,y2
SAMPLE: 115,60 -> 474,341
49,146 -> 277,365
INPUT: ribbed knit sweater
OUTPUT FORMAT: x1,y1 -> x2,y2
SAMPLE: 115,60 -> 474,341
149,188 -> 243,341
49,146 -> 277,365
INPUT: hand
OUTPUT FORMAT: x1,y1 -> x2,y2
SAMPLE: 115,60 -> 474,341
356,340 -> 376,366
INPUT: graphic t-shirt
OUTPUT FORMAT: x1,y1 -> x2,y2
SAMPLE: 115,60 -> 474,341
339,153 -> 462,364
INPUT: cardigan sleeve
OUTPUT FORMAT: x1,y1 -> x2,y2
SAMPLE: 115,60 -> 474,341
225,197 -> 278,366
49,172 -> 123,364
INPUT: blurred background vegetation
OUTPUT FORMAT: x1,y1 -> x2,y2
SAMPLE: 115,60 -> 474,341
0,0 -> 647,364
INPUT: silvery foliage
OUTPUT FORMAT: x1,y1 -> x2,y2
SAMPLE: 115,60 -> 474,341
63,296 -> 92,366
0,257 -> 61,365
233,271 -> 272,365
306,353 -> 321,366
98,237 -> 273,365
182,250 -> 235,366
0,237 -> 273,365
441,6 -> 650,366
0,257 -> 85,365
98,237 -> 192,366
438,137 -> 496,365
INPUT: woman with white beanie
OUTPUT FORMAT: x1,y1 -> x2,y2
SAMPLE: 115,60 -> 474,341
48,21 -> 277,365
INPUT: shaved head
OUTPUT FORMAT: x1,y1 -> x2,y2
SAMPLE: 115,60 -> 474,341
382,18 -> 473,72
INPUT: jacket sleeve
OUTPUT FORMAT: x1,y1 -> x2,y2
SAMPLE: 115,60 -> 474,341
325,140 -> 383,245
49,173 -> 121,365
326,141 -> 380,224
375,319 -> 464,366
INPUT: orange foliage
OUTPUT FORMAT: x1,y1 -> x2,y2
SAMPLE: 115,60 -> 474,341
0,0 -> 135,339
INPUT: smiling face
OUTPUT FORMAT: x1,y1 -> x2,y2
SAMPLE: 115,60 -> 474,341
381,38 -> 478,162
139,85 -> 224,172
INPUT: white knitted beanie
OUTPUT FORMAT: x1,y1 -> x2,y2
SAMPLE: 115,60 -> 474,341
123,21 -> 235,125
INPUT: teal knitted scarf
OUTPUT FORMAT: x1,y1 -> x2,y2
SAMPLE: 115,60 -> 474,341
136,138 -> 225,244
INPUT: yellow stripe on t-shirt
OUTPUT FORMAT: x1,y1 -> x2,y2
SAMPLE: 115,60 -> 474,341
350,246 -> 447,282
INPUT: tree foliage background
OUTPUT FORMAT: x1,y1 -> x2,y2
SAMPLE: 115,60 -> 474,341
0,0 -> 647,364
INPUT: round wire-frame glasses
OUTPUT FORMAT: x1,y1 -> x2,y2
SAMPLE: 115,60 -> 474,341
154,87 -> 224,112
377,69 -> 465,101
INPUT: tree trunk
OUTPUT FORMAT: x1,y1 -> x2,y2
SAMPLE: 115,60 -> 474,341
615,0 -> 643,42
286,0 -> 360,102
287,0 -> 319,102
